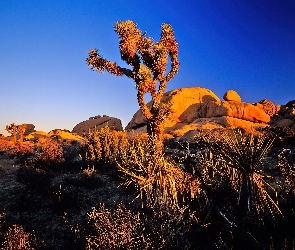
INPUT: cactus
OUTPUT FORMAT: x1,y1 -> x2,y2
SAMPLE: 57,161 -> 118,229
86,20 -> 179,150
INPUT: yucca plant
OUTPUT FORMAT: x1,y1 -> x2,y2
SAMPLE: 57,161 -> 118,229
117,138 -> 202,208
217,129 -> 282,221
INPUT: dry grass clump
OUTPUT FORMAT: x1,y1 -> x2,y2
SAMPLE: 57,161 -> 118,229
0,224 -> 36,250
85,203 -> 148,250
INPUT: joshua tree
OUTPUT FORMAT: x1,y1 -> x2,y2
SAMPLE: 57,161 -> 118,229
86,20 -> 179,149
17,124 -> 26,145
5,123 -> 26,145
6,123 -> 18,143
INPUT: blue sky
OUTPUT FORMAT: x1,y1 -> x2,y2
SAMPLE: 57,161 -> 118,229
1,0 -> 294,135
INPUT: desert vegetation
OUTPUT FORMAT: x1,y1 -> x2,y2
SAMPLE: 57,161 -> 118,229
0,20 -> 295,249
0,125 -> 295,249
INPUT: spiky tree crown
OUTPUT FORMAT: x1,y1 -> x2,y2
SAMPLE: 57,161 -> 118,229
86,20 -> 179,144
86,21 -> 179,103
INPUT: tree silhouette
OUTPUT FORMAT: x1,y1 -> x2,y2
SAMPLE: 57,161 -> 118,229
5,123 -> 26,145
6,123 -> 17,143
86,20 -> 179,148
17,124 -> 26,145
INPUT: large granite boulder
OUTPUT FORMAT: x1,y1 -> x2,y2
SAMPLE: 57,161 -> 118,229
223,90 -> 241,102
126,87 -> 221,131
72,115 -> 123,135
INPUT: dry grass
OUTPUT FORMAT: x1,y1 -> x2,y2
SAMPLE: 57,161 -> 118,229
86,203 -> 148,250
1,224 -> 36,250
117,138 -> 203,208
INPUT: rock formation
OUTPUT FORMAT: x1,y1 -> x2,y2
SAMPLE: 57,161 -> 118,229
24,124 -> 35,135
126,87 -> 221,131
205,101 -> 270,123
72,115 -> 123,135
126,87 -> 271,138
253,99 -> 279,117
271,100 -> 295,130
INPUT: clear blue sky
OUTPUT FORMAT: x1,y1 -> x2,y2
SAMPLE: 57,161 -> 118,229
1,0 -> 294,135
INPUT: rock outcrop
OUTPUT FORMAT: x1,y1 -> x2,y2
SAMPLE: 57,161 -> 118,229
205,101 -> 270,123
253,99 -> 279,117
271,100 -> 295,130
72,115 -> 123,135
126,87 -> 271,137
126,87 -> 221,131
24,124 -> 35,135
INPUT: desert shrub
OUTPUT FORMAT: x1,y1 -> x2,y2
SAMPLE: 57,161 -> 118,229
60,171 -> 105,190
85,202 -> 194,250
31,139 -> 64,171
61,144 -> 83,172
142,204 -> 194,250
80,125 -> 129,170
118,138 -> 202,209
261,126 -> 295,147
9,143 -> 35,165
0,138 -> 14,154
0,224 -> 36,250
278,148 -> 295,196
85,203 -> 149,250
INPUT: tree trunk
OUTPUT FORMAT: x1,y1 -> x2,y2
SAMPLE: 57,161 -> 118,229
147,116 -> 165,153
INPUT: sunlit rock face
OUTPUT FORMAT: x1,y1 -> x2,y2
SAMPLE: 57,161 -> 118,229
223,90 -> 241,102
126,87 -> 272,138
72,115 -> 123,135
253,99 -> 279,117
205,101 -> 270,123
126,87 -> 221,132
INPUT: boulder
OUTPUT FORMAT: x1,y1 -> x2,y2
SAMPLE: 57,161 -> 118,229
206,101 -> 270,123
223,90 -> 241,102
24,124 -> 35,135
126,87 -> 220,131
72,115 -> 123,135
